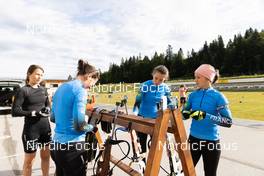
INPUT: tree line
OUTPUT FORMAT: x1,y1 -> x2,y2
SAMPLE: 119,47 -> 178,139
100,28 -> 264,83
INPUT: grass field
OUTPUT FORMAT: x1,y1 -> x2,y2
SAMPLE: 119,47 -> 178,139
223,91 -> 264,121
93,91 -> 264,121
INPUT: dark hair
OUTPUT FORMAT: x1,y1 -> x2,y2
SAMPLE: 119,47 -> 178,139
180,84 -> 185,88
40,80 -> 46,87
26,65 -> 44,84
212,69 -> 220,84
152,65 -> 169,80
77,59 -> 100,79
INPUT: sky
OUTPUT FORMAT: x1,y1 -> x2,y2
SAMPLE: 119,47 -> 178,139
0,0 -> 263,79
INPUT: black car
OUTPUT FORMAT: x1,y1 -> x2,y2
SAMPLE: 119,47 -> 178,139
0,80 -> 24,106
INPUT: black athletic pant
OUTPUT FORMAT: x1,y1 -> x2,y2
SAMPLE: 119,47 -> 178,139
137,131 -> 148,154
50,142 -> 88,176
136,131 -> 153,155
188,135 -> 221,176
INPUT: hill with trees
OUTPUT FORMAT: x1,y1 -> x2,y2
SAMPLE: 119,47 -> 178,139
100,28 -> 264,83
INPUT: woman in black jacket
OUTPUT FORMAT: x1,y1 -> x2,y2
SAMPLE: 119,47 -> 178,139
12,65 -> 51,176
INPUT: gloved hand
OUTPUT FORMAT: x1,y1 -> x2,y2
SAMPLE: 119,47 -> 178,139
41,107 -> 50,114
109,109 -> 124,114
190,110 -> 206,120
94,107 -> 108,114
92,126 -> 98,133
37,107 -> 50,117
133,101 -> 140,115
32,107 -> 50,118
182,110 -> 191,119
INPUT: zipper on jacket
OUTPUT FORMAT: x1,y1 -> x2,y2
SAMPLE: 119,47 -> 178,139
155,85 -> 158,96
199,89 -> 206,107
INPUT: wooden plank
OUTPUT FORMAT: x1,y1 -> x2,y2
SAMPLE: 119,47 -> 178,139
171,109 -> 196,176
87,111 -> 155,135
144,110 -> 171,176
87,111 -> 155,126
110,155 -> 141,176
87,111 -> 175,135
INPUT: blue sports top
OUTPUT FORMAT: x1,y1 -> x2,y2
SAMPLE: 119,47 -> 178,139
183,87 -> 232,141
51,79 -> 93,143
133,80 -> 172,118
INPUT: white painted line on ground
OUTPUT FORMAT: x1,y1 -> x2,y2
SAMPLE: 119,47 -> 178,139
222,155 -> 264,171
0,153 -> 24,160
0,135 -> 11,140
0,107 -> 11,110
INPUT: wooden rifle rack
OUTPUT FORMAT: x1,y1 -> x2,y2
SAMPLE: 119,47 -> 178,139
87,109 -> 196,176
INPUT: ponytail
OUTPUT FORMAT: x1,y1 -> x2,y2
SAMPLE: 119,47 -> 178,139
77,59 -> 100,79
212,69 -> 219,84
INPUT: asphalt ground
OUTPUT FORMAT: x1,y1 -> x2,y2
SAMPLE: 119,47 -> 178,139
0,106 -> 264,176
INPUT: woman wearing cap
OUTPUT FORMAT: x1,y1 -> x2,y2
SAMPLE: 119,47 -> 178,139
50,59 -> 99,176
182,64 -> 232,176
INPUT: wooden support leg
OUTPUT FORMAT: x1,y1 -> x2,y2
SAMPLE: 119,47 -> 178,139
144,110 -> 171,176
110,155 -> 141,176
90,109 -> 196,176
171,109 -> 196,176
95,131 -> 104,146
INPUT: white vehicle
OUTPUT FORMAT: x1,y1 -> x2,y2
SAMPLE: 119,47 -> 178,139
0,80 -> 24,106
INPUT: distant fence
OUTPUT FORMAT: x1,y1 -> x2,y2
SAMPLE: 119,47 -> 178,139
169,78 -> 264,91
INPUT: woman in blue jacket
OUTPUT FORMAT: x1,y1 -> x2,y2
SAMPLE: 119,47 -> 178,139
50,59 -> 99,176
182,64 -> 232,176
133,65 -> 173,159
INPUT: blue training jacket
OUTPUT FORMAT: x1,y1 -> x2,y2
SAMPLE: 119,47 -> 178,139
184,87 -> 232,141
51,79 -> 93,143
134,80 -> 172,119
